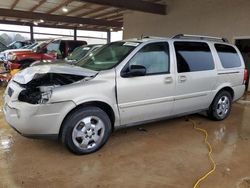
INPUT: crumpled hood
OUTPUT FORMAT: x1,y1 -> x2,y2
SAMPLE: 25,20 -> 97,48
13,63 -> 98,84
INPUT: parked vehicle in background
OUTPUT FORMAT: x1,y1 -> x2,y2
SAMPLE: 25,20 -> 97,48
7,40 -> 33,49
31,44 -> 103,67
65,44 -> 103,64
3,35 -> 247,155
0,41 -> 8,53
30,44 -> 103,68
0,42 -> 8,62
6,39 -> 87,70
0,42 -> 42,64
0,41 -> 34,62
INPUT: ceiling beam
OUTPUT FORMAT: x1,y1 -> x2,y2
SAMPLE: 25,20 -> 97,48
0,8 -> 122,27
0,19 -> 112,31
76,0 -> 166,15
90,8 -> 123,19
76,6 -> 108,17
47,0 -> 74,14
30,0 -> 47,12
62,3 -> 92,16
10,0 -> 20,9
103,13 -> 123,19
104,14 -> 123,21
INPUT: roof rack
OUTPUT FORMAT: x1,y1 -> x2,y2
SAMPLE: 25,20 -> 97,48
172,34 -> 229,43
139,36 -> 166,40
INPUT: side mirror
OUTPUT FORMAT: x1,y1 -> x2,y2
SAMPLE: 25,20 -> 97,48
122,65 -> 146,77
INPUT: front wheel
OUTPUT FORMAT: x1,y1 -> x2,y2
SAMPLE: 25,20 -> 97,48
61,106 -> 112,155
207,90 -> 232,121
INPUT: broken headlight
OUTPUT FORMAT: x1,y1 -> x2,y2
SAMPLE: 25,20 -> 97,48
18,88 -> 53,104
40,90 -> 52,104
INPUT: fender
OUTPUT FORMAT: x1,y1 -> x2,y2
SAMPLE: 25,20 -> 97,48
74,97 -> 120,126
210,82 -> 234,101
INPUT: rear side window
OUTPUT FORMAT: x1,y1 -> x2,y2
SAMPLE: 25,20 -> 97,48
174,42 -> 214,73
215,44 -> 242,68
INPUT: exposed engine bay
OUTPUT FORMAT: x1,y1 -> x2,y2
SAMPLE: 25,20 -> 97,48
18,73 -> 85,104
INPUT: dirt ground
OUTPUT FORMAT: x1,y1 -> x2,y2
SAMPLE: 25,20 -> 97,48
0,86 -> 250,188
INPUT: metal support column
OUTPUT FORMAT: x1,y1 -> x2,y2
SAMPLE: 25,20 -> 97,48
30,25 -> 34,42
107,30 -> 111,43
74,28 -> 77,41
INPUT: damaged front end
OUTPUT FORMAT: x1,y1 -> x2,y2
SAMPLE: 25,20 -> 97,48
12,64 -> 97,104
17,73 -> 86,104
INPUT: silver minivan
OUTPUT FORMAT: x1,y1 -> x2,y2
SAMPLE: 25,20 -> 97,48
3,34 -> 248,154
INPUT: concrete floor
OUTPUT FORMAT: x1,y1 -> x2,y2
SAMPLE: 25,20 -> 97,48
0,87 -> 250,188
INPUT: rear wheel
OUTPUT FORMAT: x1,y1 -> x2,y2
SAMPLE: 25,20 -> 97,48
61,106 -> 112,155
207,90 -> 232,121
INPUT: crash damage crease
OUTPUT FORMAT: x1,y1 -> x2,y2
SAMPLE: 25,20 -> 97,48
11,64 -> 97,104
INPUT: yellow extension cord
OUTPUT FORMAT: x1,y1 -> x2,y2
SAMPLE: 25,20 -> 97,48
189,119 -> 216,188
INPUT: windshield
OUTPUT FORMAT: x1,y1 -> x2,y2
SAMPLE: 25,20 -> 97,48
22,45 -> 30,49
27,43 -> 38,49
8,41 -> 24,49
0,42 -> 7,51
76,42 -> 139,71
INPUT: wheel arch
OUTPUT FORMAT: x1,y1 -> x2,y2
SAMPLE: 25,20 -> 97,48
216,86 -> 234,99
59,101 -> 116,139
208,86 -> 234,121
209,86 -> 235,108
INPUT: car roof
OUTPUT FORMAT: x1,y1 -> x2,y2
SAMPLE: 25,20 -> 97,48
123,36 -> 170,43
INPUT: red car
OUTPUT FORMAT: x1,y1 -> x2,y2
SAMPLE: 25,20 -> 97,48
7,39 -> 87,70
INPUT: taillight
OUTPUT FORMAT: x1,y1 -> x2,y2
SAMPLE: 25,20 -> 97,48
244,68 -> 249,84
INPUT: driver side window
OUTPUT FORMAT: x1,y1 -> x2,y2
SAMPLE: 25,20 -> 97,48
128,42 -> 170,75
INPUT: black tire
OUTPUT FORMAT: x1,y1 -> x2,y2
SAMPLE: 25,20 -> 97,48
61,106 -> 112,155
207,90 -> 232,121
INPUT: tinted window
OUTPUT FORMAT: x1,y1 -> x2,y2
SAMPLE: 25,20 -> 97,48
127,42 -> 170,75
174,42 -> 214,73
215,44 -> 241,68
58,41 -> 66,58
68,41 -> 86,54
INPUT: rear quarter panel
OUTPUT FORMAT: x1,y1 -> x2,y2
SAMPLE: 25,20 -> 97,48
210,43 -> 245,101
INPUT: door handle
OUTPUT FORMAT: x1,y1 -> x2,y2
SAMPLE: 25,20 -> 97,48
165,76 -> 173,84
178,75 -> 187,82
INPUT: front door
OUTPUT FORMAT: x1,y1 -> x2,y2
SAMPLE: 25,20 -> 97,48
116,42 -> 175,125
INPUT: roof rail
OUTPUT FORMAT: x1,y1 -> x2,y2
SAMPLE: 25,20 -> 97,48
140,36 -> 165,39
172,34 -> 229,43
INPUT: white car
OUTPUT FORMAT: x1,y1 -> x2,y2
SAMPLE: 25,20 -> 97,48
3,34 -> 248,154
